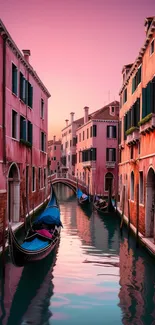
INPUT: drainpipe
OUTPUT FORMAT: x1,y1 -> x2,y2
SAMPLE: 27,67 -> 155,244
2,35 -> 7,164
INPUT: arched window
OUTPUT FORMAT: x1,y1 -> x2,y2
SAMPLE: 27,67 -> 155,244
105,172 -> 113,191
130,171 -> 134,200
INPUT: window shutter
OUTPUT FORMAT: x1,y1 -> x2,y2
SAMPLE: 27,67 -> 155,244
113,125 -> 116,138
25,80 -> 28,105
28,122 -> 33,145
90,126 -> 92,137
93,125 -> 97,137
20,72 -> 23,100
107,126 -> 109,138
142,88 -> 147,118
146,82 -> 151,115
137,98 -> 140,125
106,148 -> 109,161
23,119 -> 27,141
113,148 -> 116,161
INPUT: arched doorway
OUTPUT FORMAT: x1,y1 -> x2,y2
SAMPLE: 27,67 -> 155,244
105,172 -> 113,192
145,167 -> 155,237
8,163 -> 20,223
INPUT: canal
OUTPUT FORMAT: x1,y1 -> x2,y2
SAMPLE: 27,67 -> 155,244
0,184 -> 155,325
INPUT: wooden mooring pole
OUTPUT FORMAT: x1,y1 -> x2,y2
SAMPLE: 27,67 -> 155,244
120,185 -> 125,233
128,199 -> 131,236
2,209 -> 6,277
136,183 -> 139,248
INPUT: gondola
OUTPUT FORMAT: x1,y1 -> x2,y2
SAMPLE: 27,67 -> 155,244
8,185 -> 62,267
76,188 -> 89,205
93,197 -> 115,215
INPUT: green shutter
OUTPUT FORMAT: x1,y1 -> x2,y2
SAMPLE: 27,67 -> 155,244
20,72 -> 23,100
142,88 -> 146,118
28,122 -> 33,145
146,82 -> 151,115
12,64 -> 18,95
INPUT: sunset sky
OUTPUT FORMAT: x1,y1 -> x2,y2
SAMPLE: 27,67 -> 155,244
0,0 -> 155,139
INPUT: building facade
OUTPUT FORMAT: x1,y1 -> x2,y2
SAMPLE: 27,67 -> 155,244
0,19 -> 50,241
48,136 -> 61,174
75,102 -> 119,196
119,17 -> 155,237
61,112 -> 83,175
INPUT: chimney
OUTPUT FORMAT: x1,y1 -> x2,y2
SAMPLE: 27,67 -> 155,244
22,50 -> 31,63
53,135 -> 56,142
65,119 -> 69,127
70,112 -> 75,123
84,106 -> 89,123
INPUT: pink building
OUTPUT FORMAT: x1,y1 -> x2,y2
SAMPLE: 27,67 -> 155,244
0,19 -> 51,242
61,113 -> 83,174
75,102 -> 119,196
48,136 -> 61,174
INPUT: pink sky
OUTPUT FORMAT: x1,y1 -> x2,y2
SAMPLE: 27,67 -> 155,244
0,0 -> 155,139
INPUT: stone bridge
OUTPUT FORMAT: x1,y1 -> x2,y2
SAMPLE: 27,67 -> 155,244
48,173 -> 88,194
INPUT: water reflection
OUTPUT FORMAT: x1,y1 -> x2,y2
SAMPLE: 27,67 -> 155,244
1,183 -> 155,324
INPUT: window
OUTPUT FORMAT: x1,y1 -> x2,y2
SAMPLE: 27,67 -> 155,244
41,132 -> 46,152
12,110 -> 18,139
20,116 -> 33,145
79,133 -> 81,142
20,72 -> 26,102
41,98 -> 44,118
12,63 -> 18,95
123,88 -> 127,104
130,146 -> 133,159
105,172 -> 113,191
70,140 -> 72,147
106,148 -> 116,161
54,157 -> 56,160
90,126 -> 92,137
87,128 -> 89,139
28,82 -> 33,108
107,125 -> 116,138
73,137 -> 77,146
150,39 -> 154,55
130,171 -> 134,200
111,106 -> 115,113
83,131 -> 85,140
132,66 -> 141,93
32,166 -> 36,192
118,121 -> 122,144
139,171 -> 144,204
54,145 -> 56,150
26,166 -> 29,195
44,168 -> 46,187
93,125 -> 97,137
38,167 -> 41,189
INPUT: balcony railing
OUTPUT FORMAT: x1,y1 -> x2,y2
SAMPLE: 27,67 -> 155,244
126,128 -> 140,145
106,161 -> 116,168
139,113 -> 155,135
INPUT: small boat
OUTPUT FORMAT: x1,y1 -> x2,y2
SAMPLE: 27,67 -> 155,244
93,196 -> 115,215
8,185 -> 62,267
76,188 -> 89,205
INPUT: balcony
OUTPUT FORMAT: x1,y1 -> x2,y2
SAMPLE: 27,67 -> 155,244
106,161 -> 116,168
139,113 -> 155,135
83,161 -> 96,169
126,127 -> 140,146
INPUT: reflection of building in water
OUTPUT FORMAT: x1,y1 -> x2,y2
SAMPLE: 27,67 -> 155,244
76,206 -> 91,244
118,238 -> 146,325
0,262 -> 23,325
54,183 -> 75,202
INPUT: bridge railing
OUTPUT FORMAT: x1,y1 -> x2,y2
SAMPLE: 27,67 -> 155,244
48,172 -> 88,189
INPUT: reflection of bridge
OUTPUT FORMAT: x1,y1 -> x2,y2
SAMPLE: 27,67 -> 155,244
49,173 -> 88,193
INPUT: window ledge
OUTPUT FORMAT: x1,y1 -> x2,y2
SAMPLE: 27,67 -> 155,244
12,92 -> 18,98
11,137 -> 19,142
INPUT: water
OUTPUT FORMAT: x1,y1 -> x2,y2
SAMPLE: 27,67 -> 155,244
0,184 -> 155,325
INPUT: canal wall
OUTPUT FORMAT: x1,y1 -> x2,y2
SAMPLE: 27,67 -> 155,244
117,205 -> 155,257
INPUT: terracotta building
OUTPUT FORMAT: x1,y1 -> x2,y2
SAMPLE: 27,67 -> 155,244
75,102 -> 119,196
0,19 -> 50,242
119,17 -> 155,237
48,136 -> 61,174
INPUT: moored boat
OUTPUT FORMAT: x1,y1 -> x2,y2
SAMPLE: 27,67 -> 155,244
8,185 -> 62,267
93,196 -> 115,215
76,188 -> 89,205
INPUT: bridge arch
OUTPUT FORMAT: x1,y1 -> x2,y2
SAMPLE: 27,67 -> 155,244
48,173 -> 88,195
